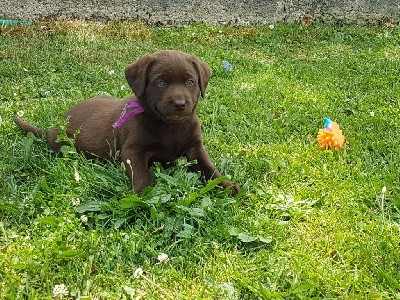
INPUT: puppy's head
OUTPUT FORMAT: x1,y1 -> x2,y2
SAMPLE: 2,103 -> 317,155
125,50 -> 211,123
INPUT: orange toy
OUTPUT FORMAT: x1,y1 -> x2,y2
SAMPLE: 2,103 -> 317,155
317,118 -> 345,150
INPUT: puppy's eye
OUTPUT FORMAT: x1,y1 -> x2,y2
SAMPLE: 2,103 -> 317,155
186,79 -> 195,86
156,80 -> 166,88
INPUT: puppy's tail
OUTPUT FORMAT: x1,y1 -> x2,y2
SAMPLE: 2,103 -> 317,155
14,116 -> 64,151
13,116 -> 45,138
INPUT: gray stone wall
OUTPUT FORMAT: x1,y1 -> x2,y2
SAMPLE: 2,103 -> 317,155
1,0 -> 399,25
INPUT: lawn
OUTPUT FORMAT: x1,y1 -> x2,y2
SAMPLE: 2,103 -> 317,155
1,21 -> 399,299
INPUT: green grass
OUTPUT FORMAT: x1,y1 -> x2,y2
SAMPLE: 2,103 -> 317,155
1,20 -> 400,299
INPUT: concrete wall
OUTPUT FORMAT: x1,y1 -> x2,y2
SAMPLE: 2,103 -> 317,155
1,0 -> 399,25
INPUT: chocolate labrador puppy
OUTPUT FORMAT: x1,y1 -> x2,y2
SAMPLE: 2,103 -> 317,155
14,50 -> 240,195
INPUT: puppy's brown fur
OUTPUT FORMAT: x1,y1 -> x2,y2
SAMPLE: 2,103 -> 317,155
14,50 -> 239,195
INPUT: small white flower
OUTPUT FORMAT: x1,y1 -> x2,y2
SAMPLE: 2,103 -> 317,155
80,215 -> 88,223
157,253 -> 169,264
382,186 -> 387,195
121,85 -> 126,90
74,170 -> 81,182
16,110 -> 25,117
240,82 -> 256,90
269,24 -> 275,29
52,283 -> 69,298
108,69 -> 115,76
370,111 -> 375,117
13,93 -> 17,96
126,159 -> 132,165
133,267 -> 143,278
71,198 -> 81,206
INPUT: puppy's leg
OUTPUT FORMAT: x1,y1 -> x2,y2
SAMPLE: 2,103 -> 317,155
186,146 -> 240,195
121,149 -> 153,195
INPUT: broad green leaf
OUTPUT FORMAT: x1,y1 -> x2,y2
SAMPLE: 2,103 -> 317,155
200,176 -> 228,194
179,192 -> 198,207
27,260 -> 41,270
114,217 -> 130,229
201,197 -> 213,209
393,196 -> 400,209
120,195 -> 147,209
215,198 -> 236,205
145,194 -> 171,205
237,232 -> 258,243
291,282 -> 316,294
37,216 -> 58,227
189,192 -> 199,202
176,224 -> 194,239
96,214 -> 110,220
60,145 -> 77,155
150,205 -> 158,220
59,249 -> 79,258
11,263 -> 26,270
155,173 -> 179,185
22,134 -> 34,152
259,236 -> 273,244
177,206 -> 205,217
228,227 -> 241,236
40,176 -> 50,192
187,207 -> 204,217
76,201 -> 103,213
255,283 -> 284,299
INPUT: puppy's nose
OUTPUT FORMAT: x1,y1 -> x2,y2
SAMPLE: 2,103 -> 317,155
173,100 -> 187,111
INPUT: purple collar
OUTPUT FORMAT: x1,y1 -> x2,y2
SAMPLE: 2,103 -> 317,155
113,100 -> 145,129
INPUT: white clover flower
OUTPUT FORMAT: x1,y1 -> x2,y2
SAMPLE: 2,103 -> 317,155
80,215 -> 88,223
157,253 -> 169,264
269,24 -> 275,29
133,267 -> 143,278
240,82 -> 256,90
74,170 -> 81,182
16,110 -> 25,117
71,198 -> 81,206
108,69 -> 115,76
52,283 -> 69,298
370,111 -> 375,117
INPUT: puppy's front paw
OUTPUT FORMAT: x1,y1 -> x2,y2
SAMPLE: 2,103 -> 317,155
133,177 -> 154,195
221,180 -> 240,195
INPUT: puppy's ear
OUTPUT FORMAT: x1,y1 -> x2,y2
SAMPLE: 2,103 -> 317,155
125,55 -> 154,99
192,57 -> 211,98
